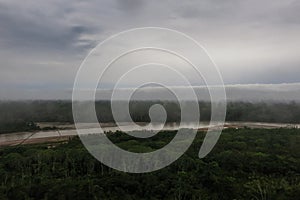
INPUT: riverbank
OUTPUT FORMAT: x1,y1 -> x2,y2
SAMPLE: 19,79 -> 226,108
1,122 -> 299,147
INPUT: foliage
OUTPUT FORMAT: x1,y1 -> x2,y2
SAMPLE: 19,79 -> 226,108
0,128 -> 299,199
1,100 -> 300,133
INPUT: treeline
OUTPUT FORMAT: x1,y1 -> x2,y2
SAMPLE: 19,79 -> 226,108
0,100 -> 300,133
0,128 -> 299,199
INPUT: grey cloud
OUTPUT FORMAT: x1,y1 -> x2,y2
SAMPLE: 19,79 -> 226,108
0,0 -> 299,100
0,1 -> 96,52
174,0 -> 300,26
2,83 -> 300,102
116,0 -> 145,12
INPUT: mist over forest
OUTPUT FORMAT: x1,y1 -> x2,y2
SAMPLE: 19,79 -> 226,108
0,100 -> 300,134
1,83 -> 300,134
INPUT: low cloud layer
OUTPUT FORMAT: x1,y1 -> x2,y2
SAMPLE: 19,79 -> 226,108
1,83 -> 300,102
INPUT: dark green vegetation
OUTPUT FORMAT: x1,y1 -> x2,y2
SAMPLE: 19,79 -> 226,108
1,100 -> 300,133
0,128 -> 299,199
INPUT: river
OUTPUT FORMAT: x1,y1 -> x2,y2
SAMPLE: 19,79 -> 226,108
0,122 -> 299,146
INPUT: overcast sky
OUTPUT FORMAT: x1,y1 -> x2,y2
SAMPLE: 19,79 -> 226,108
0,0 -> 300,99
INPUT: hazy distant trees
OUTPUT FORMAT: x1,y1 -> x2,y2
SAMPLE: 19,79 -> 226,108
0,100 -> 300,133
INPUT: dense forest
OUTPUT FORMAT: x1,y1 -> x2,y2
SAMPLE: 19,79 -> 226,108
0,100 -> 300,133
0,128 -> 299,199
